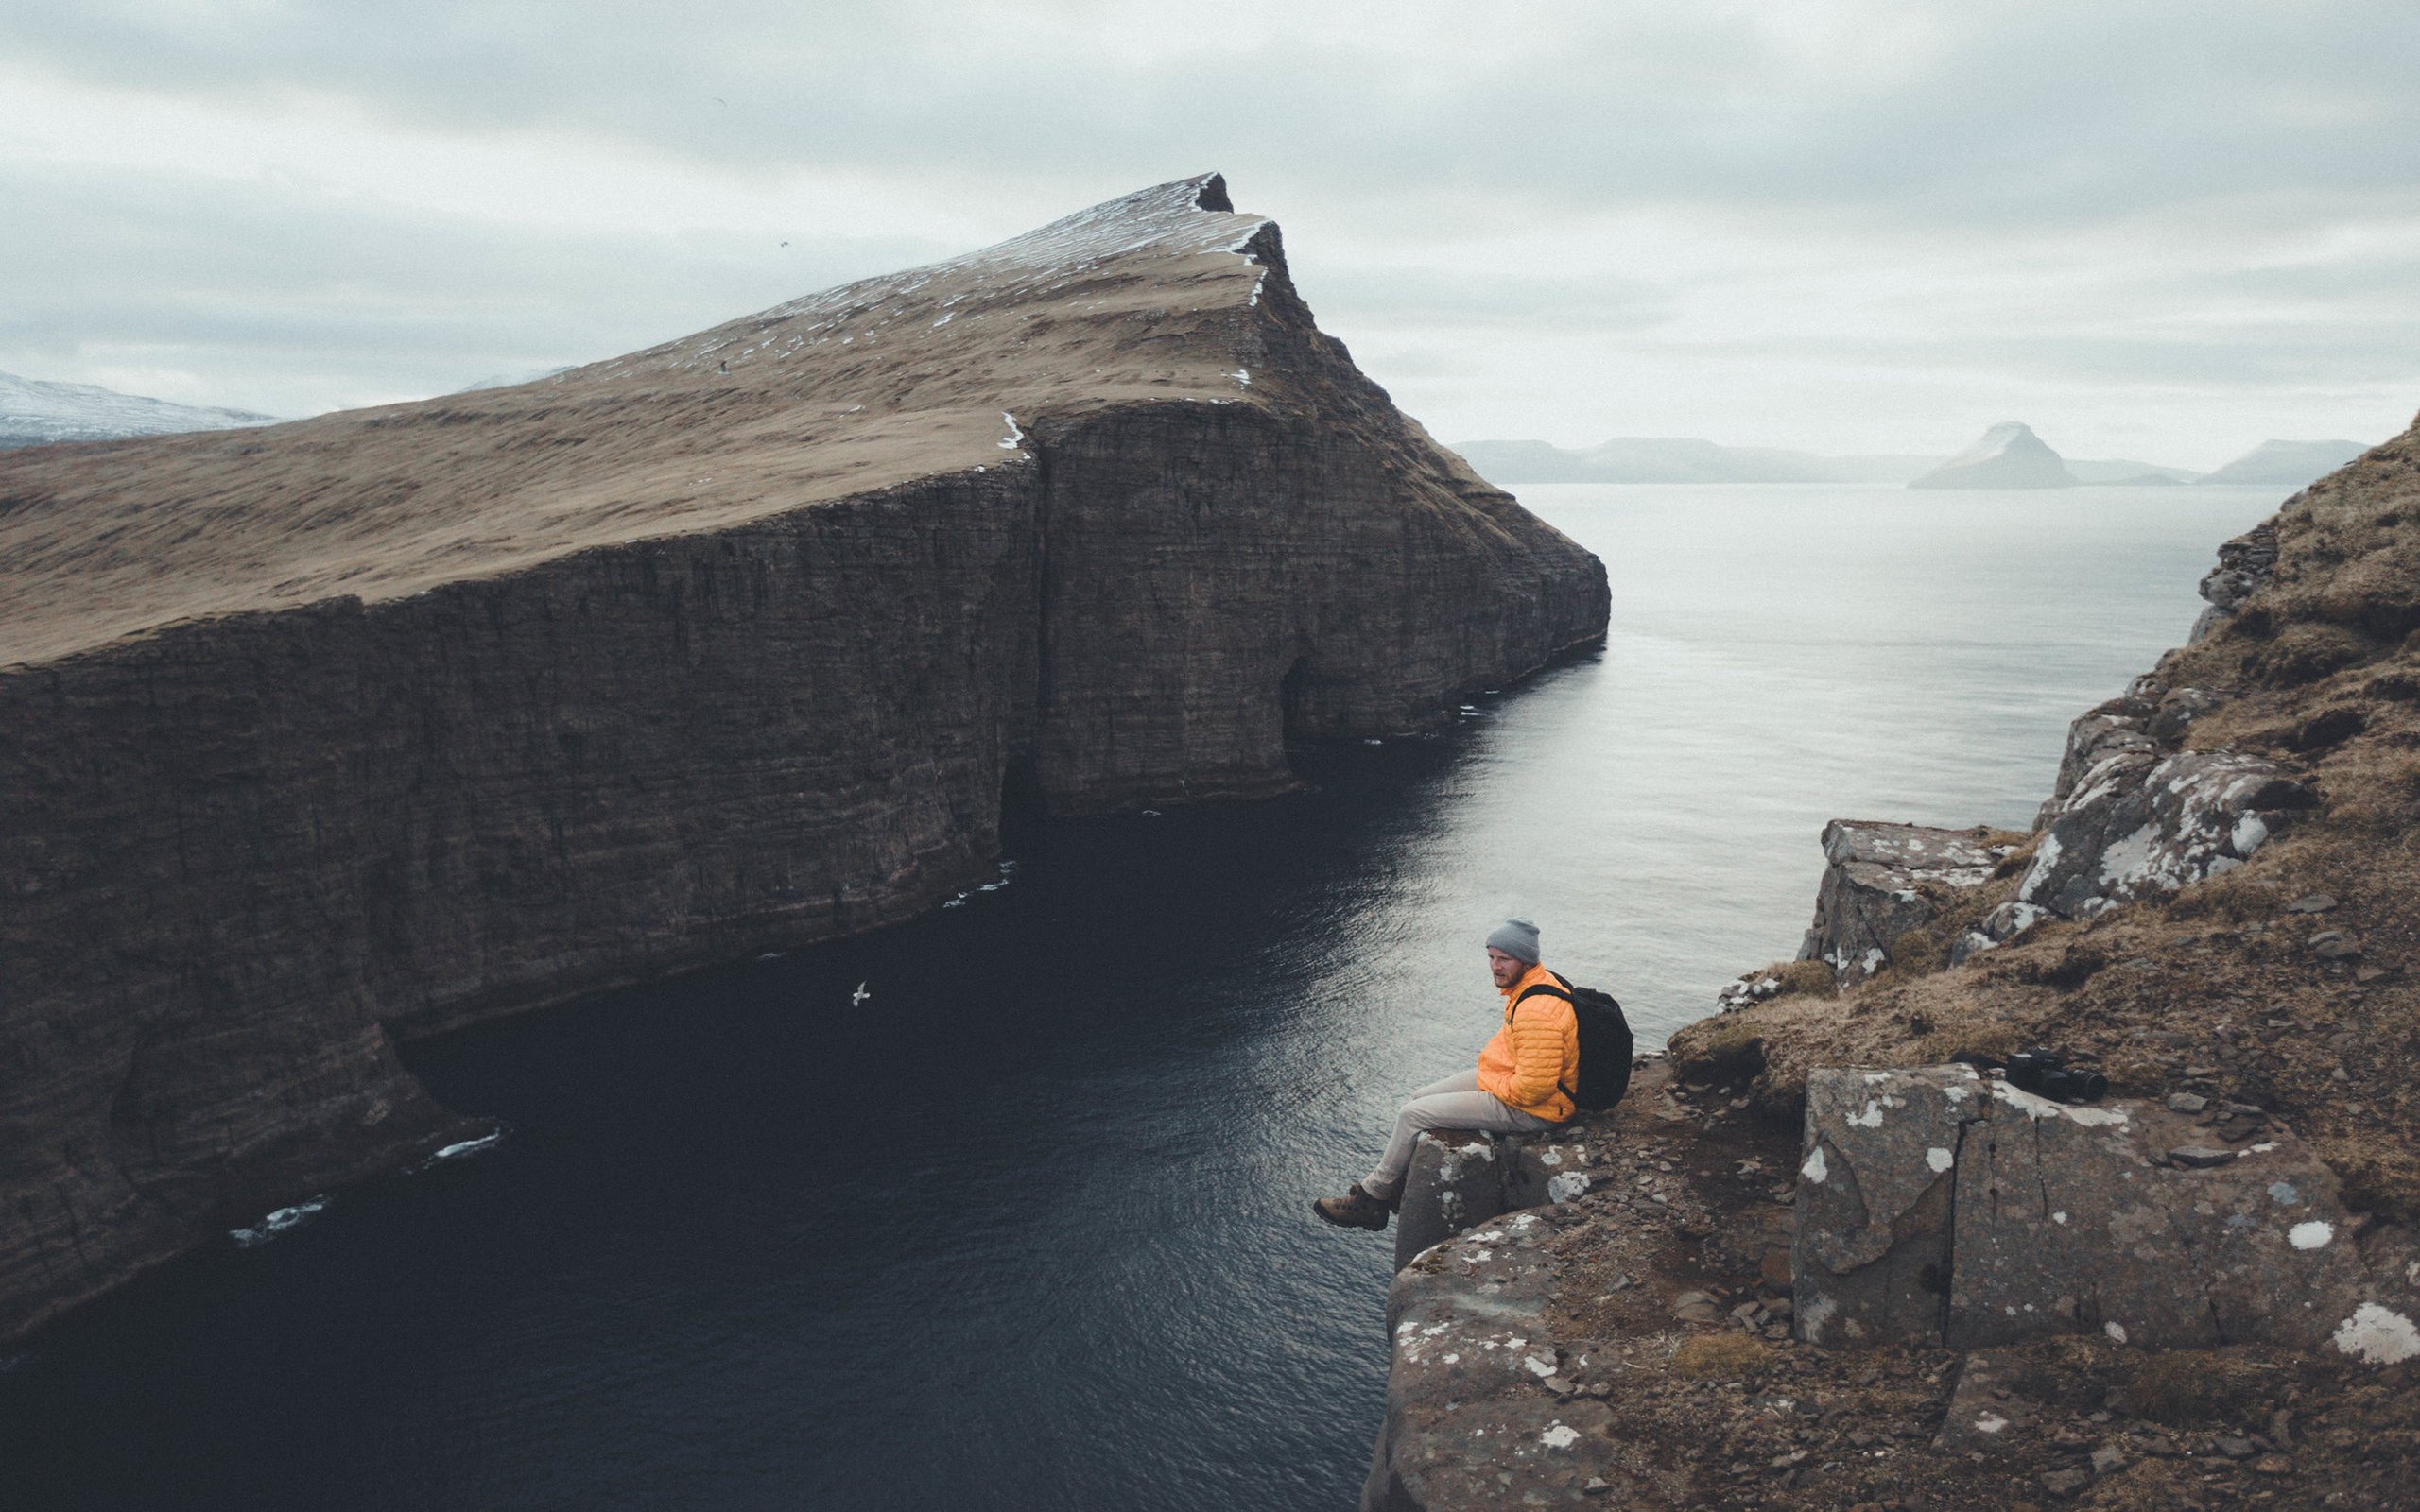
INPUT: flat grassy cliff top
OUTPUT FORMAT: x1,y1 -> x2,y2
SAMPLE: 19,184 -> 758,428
0,174 -> 1336,668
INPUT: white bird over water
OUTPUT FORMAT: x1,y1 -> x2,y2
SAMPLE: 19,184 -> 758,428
852,982 -> 871,1007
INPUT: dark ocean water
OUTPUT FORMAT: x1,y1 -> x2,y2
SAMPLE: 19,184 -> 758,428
0,484 -> 2286,1510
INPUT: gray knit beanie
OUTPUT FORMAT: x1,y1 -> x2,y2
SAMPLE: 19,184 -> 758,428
1484,918 -> 1541,963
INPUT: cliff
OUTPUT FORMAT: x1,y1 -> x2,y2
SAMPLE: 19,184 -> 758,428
0,173 -> 1609,1342
1370,418 -> 2420,1508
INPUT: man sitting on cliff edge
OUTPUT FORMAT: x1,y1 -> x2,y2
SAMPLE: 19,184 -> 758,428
1314,918 -> 1578,1231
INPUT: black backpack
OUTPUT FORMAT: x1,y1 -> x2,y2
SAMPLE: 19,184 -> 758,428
1514,971 -> 1634,1113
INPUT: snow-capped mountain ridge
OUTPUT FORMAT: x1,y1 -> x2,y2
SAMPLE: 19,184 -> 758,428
0,370 -> 275,451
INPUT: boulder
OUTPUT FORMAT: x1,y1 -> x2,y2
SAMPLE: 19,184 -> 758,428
2045,703 -> 2160,816
2031,676 -> 2237,828
2018,750 -> 2313,919
1393,1127 -> 1601,1271
1793,1065 -> 1988,1346
1795,821 -> 2007,984
1794,1066 -> 2420,1361
2188,519 -> 2280,643
1950,1084 -> 2420,1355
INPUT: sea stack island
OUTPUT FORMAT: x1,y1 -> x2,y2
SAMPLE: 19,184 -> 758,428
0,174 -> 1608,1343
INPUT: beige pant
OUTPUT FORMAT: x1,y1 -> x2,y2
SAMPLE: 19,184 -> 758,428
1359,1069 -> 1553,1204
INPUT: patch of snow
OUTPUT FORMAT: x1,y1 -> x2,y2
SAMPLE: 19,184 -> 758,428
1801,1146 -> 1828,1184
1541,1423 -> 1581,1450
1927,1147 -> 1954,1173
2290,1221 -> 2336,1250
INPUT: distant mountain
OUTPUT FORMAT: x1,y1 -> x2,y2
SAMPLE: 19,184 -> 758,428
1452,437 -> 1941,486
1908,421 -> 2076,490
0,370 -> 275,450
1455,430 -> 2204,490
2196,439 -> 2371,487
2066,459 -> 2197,485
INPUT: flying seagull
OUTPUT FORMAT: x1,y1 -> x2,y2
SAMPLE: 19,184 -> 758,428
852,981 -> 871,1007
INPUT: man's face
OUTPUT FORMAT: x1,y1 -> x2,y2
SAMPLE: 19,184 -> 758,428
1487,948 -> 1525,988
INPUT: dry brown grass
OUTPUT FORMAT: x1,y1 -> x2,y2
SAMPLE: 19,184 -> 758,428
1767,959 -> 1835,997
1668,1334 -> 1769,1381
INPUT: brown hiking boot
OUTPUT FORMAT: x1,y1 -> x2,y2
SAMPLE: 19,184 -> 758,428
1313,1183 -> 1392,1231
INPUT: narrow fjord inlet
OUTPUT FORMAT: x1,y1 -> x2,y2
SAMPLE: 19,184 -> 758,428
0,485 -> 2283,1509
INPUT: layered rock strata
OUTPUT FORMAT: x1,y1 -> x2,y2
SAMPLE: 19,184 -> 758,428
0,174 -> 1609,1341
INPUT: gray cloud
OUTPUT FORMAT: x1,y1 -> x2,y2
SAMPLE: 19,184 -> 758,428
2,1 -> 2415,455
9,2 -> 2417,225
0,159 -> 947,413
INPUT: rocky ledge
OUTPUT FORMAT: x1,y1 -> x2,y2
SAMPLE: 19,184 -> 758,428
0,174 -> 1608,1342
1371,419 -> 2420,1507
1367,1067 -> 2420,1510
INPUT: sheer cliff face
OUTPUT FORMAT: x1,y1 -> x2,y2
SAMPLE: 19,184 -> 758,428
0,175 -> 1607,1340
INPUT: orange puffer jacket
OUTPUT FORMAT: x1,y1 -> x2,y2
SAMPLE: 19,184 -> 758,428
1476,961 -> 1579,1122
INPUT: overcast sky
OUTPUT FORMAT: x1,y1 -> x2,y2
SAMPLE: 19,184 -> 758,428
4,0 -> 2415,468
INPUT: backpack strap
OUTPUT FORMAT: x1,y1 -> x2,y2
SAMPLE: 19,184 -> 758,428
1508,971 -> 1580,1111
